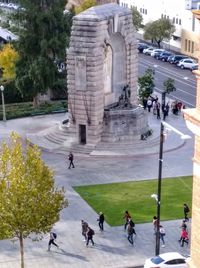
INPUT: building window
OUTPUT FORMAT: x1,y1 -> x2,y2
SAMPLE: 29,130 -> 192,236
176,18 -> 178,24
191,41 -> 194,53
161,14 -> 163,18
188,40 -> 191,52
167,15 -> 169,20
185,39 -> 188,51
145,9 -> 147,14
179,19 -> 181,25
140,7 -> 142,12
173,17 -> 175,23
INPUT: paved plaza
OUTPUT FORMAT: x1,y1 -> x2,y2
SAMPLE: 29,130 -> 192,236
0,111 -> 193,268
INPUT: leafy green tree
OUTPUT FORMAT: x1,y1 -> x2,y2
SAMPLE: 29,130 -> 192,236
0,132 -> 67,268
138,67 -> 155,101
162,78 -> 176,106
75,0 -> 96,14
131,6 -> 143,31
13,0 -> 73,105
144,18 -> 175,48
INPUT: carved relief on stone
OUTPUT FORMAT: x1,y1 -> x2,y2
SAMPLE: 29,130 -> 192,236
103,43 -> 113,94
75,56 -> 86,91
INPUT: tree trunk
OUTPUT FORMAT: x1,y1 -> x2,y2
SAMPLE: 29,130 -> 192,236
19,232 -> 24,268
33,95 -> 39,108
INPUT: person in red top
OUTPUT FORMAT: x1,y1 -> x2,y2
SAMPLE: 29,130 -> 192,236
180,228 -> 189,247
123,210 -> 131,231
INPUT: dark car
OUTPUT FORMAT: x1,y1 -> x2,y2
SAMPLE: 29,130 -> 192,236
157,51 -> 173,61
168,55 -> 189,64
137,43 -> 149,53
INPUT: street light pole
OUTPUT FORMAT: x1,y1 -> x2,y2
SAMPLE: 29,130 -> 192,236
155,122 -> 164,256
0,85 -> 6,122
153,121 -> 191,256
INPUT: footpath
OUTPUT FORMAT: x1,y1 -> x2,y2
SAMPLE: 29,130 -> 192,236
0,110 -> 193,268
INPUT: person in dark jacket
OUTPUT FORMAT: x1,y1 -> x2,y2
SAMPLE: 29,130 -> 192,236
68,152 -> 75,169
97,212 -> 105,231
81,220 -> 88,241
127,222 -> 134,245
183,203 -> 190,221
86,226 -> 95,246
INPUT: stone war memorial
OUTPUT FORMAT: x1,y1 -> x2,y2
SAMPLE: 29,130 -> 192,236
67,3 -> 149,150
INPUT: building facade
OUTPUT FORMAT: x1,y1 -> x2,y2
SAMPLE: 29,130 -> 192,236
184,10 -> 200,268
119,0 -> 200,58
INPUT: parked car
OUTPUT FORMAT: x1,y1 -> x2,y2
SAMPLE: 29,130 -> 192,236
177,58 -> 198,69
191,64 -> 198,71
143,47 -> 155,55
168,55 -> 189,64
144,252 -> 189,268
150,49 -> 165,57
138,43 -> 149,53
157,51 -> 173,61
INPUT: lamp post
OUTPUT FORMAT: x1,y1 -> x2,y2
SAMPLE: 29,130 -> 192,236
152,121 -> 191,256
0,85 -> 6,122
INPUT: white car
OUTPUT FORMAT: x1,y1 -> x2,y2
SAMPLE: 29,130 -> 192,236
150,49 -> 165,57
143,47 -> 155,55
144,252 -> 189,268
177,58 -> 198,70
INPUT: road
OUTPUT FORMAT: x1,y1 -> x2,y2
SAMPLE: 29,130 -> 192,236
139,53 -> 197,108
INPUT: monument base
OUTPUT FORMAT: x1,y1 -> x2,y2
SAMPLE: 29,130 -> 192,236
102,106 -> 149,142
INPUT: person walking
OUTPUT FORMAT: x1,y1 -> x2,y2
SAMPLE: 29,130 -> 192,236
86,226 -> 95,246
123,210 -> 131,231
178,220 -> 187,243
183,203 -> 190,221
153,216 -> 158,234
97,212 -> 104,231
68,152 -> 75,169
180,228 -> 189,247
81,220 -> 88,241
159,225 -> 166,247
48,232 -> 59,251
147,98 -> 152,112
156,101 -> 161,119
127,222 -> 134,245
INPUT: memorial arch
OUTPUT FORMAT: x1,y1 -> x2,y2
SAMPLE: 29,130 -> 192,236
67,3 -> 148,146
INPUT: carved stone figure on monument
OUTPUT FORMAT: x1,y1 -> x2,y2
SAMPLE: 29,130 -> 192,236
103,44 -> 112,94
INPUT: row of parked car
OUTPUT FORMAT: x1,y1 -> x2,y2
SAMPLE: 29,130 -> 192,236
138,43 -> 198,71
0,2 -> 19,10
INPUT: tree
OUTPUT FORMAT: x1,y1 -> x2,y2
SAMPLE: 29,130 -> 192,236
0,132 -> 67,268
13,0 -> 73,105
131,6 -> 143,31
138,67 -> 155,101
162,78 -> 176,107
75,0 -> 96,14
0,43 -> 19,81
144,18 -> 175,48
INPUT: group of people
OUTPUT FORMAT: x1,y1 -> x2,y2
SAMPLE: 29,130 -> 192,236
123,211 -> 136,245
152,203 -> 190,249
48,203 -> 190,251
81,212 -> 105,247
142,95 -> 184,120
81,220 -> 95,246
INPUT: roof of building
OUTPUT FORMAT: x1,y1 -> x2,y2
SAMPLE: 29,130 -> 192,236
74,3 -> 130,21
0,27 -> 18,42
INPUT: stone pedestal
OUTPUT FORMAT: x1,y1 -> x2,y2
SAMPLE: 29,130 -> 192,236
102,106 -> 148,142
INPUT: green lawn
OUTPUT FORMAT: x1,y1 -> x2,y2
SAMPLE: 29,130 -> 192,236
74,176 -> 192,226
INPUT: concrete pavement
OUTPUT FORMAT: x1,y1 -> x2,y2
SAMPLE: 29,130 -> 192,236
0,110 -> 193,268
